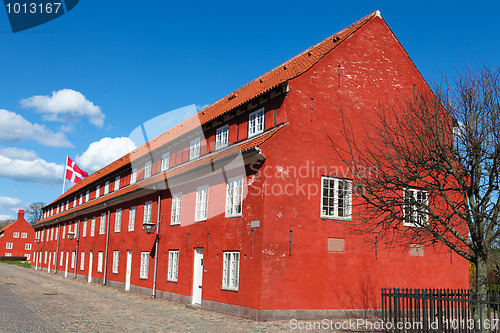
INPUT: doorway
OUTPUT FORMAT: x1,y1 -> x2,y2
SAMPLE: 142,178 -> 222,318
192,248 -> 204,304
125,250 -> 132,291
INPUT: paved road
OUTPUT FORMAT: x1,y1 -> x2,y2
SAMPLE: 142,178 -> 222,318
0,263 -> 294,333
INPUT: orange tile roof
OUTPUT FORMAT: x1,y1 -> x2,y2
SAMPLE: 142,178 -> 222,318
36,125 -> 284,226
47,11 -> 379,208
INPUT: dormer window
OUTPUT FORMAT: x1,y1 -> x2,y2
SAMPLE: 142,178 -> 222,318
144,161 -> 152,178
190,138 -> 201,160
215,125 -> 229,150
248,108 -> 265,138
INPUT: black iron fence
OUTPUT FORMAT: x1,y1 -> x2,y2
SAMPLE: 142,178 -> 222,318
381,288 -> 500,332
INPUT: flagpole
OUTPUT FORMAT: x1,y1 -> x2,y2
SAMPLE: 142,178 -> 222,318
62,155 -> 68,194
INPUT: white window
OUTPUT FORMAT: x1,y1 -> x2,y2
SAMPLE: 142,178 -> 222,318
168,250 -> 179,282
144,161 -> 152,178
140,252 -> 149,279
189,138 -> 201,160
104,181 -> 109,195
161,153 -> 170,172
44,251 -> 47,263
66,201 -> 69,210
97,252 -> 103,273
50,228 -> 53,241
320,177 -> 352,219
53,251 -> 56,266
79,193 -> 83,205
25,253 -> 30,261
59,251 -> 64,266
128,206 -> 136,232
55,227 -> 58,240
114,176 -> 120,191
6,242 -> 13,249
21,232 -> 27,238
90,217 -> 96,237
112,251 -> 119,274
404,189 -> 429,227
248,108 -> 265,137
195,186 -> 209,222
143,201 -> 153,225
74,196 -> 77,207
13,232 -> 19,238
99,213 -> 106,235
46,229 -> 50,241
25,243 -> 31,250
71,251 -> 76,269
130,168 -> 137,184
222,251 -> 240,291
114,209 -> 122,232
5,253 -> 11,257
226,178 -> 243,217
80,252 -> 85,271
215,125 -> 229,150
171,194 -> 182,225
82,219 -> 87,237
85,190 -> 89,202
96,185 -> 100,198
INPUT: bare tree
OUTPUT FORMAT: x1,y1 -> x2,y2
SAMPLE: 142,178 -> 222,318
330,65 -> 500,303
0,219 -> 14,230
25,202 -> 45,225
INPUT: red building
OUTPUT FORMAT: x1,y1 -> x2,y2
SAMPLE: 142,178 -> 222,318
33,11 -> 468,320
0,210 -> 34,260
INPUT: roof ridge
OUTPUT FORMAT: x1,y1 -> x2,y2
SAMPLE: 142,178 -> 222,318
47,11 -> 380,207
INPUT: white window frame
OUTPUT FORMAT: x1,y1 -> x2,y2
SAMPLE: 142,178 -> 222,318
96,185 -> 100,198
114,208 -> 122,232
225,177 -> 243,217
6,242 -> 13,249
99,213 -> 106,235
25,243 -> 31,250
215,125 -> 229,150
13,232 -> 19,238
5,253 -> 11,257
140,252 -> 149,279
144,161 -> 152,179
90,217 -> 95,237
189,138 -> 201,160
171,193 -> 182,225
144,201 -> 153,225
130,168 -> 137,184
74,196 -> 77,207
59,251 -> 64,266
320,176 -> 352,220
97,252 -> 103,273
112,250 -> 119,274
161,152 -> 170,172
80,252 -> 85,271
85,190 -> 89,202
104,181 -> 109,195
222,251 -> 240,291
71,251 -> 76,269
128,206 -> 136,232
195,185 -> 209,222
82,218 -> 87,237
403,188 -> 429,227
62,225 -> 65,239
79,193 -> 83,205
21,232 -> 27,239
248,107 -> 265,138
114,176 -> 120,191
168,250 -> 179,282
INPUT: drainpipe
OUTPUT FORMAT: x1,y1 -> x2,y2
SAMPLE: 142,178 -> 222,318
55,223 -> 61,275
103,202 -> 111,285
74,213 -> 80,279
152,185 -> 161,298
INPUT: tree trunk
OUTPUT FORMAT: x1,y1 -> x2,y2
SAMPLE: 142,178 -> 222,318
474,255 -> 489,333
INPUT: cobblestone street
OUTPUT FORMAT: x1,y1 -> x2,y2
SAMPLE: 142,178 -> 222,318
0,263 -> 295,333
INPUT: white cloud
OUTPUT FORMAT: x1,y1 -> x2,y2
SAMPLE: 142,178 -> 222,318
0,196 -> 23,215
76,137 -> 136,172
0,148 -> 63,184
0,109 -> 73,147
20,89 -> 105,128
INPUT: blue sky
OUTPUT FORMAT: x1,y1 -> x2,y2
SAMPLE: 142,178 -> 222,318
0,1 -> 498,220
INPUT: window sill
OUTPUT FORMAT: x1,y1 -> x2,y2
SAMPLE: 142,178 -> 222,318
225,214 -> 242,218
321,216 -> 352,222
194,219 -> 207,223
221,288 -> 239,292
167,279 -> 177,283
140,277 -> 148,280
170,223 -> 181,226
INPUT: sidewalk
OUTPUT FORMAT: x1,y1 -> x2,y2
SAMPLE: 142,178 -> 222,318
0,263 -> 293,332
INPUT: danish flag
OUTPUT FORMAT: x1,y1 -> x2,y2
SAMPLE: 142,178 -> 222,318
65,156 -> 89,183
